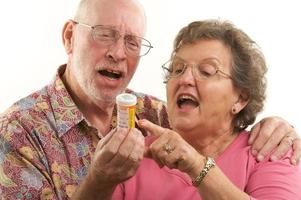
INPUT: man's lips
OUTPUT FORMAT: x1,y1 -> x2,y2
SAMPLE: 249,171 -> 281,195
98,69 -> 123,79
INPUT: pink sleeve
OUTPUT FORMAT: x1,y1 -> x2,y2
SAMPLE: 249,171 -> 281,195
245,154 -> 301,199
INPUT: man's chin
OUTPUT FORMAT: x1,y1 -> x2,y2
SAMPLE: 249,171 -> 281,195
93,90 -> 122,103
87,83 -> 127,104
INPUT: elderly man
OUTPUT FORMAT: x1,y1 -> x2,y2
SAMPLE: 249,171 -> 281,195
0,0 -> 299,199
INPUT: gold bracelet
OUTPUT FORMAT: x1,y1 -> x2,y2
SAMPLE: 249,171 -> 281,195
192,156 -> 216,187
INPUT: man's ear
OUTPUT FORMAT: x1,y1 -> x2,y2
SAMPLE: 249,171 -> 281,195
62,21 -> 75,54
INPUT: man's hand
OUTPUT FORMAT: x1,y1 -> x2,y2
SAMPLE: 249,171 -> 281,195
72,128 -> 145,200
248,116 -> 301,165
92,128 -> 144,185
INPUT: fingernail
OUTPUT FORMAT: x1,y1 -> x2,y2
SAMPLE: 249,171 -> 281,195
251,149 -> 258,156
138,119 -> 146,126
257,154 -> 264,161
291,159 -> 297,166
248,139 -> 253,145
270,155 -> 277,161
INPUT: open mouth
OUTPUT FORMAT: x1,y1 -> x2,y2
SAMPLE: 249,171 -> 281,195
177,95 -> 199,108
98,69 -> 122,79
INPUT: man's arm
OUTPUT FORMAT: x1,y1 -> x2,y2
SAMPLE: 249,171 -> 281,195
0,118 -> 59,199
249,116 -> 301,165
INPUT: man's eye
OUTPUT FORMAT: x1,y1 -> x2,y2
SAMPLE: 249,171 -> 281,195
126,37 -> 140,50
127,40 -> 139,48
94,29 -> 115,40
99,33 -> 111,37
97,33 -> 113,39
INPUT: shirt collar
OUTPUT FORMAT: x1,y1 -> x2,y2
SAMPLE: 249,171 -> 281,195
47,64 -> 84,137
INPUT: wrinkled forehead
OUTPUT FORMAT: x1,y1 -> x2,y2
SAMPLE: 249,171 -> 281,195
79,0 -> 146,36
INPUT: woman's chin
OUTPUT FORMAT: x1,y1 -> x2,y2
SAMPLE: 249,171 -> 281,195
172,118 -> 195,132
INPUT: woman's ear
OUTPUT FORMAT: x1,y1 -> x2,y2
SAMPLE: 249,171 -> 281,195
232,90 -> 249,114
62,21 -> 75,54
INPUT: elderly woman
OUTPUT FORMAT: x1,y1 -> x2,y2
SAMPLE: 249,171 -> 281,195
113,20 -> 301,199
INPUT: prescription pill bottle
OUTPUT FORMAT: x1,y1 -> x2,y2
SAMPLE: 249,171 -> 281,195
116,93 -> 137,129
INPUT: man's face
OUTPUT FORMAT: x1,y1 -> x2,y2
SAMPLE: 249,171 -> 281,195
69,0 -> 146,103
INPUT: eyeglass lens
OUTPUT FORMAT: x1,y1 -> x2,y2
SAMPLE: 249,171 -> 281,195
93,26 -> 152,56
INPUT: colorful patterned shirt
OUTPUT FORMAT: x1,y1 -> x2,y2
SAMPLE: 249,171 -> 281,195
0,65 -> 169,199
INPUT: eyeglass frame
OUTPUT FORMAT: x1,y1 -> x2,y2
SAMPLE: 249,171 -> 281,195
71,20 -> 153,57
161,56 -> 232,83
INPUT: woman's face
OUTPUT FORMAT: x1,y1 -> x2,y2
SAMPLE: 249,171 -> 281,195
166,39 -> 246,138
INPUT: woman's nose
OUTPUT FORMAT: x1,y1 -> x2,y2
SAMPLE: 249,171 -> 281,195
178,66 -> 196,86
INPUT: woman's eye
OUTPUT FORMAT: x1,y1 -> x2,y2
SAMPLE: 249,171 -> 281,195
198,64 -> 216,77
199,70 -> 211,77
175,68 -> 184,74
171,63 -> 185,75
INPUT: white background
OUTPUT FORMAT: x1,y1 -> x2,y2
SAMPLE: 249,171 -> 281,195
0,0 -> 300,132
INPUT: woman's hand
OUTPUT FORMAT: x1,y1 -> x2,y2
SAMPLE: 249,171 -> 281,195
139,119 -> 204,176
249,116 -> 301,165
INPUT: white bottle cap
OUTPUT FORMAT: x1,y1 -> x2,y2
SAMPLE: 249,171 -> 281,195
116,93 -> 137,106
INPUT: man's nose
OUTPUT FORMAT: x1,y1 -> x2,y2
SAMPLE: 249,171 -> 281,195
106,37 -> 127,61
